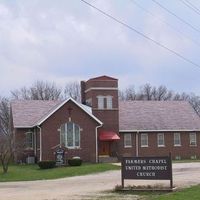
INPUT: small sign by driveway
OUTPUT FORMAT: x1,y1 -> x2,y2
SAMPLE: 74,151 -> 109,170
121,154 -> 173,188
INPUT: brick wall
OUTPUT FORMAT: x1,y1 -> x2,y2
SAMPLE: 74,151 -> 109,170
83,77 -> 119,155
15,128 -> 35,162
118,132 -> 200,159
40,100 -> 99,162
85,79 -> 118,91
15,100 -> 100,163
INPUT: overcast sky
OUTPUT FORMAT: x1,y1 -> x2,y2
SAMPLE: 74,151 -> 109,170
1,0 -> 200,97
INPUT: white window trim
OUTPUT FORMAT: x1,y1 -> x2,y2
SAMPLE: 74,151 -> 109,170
106,96 -> 113,109
97,95 -> 104,109
190,132 -> 197,146
141,133 -> 148,147
174,133 -> 181,147
97,95 -> 113,110
67,123 -> 80,149
157,133 -> 165,147
25,131 -> 34,149
61,122 -> 81,149
124,133 -> 132,148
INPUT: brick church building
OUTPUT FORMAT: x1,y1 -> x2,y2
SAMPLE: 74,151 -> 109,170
11,75 -> 200,163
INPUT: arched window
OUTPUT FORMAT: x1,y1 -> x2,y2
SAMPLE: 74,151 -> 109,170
60,122 -> 80,148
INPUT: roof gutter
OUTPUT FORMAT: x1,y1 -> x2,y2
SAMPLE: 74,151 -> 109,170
15,126 -> 35,128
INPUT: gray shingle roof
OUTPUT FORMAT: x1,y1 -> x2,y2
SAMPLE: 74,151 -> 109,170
119,101 -> 200,131
12,99 -> 200,130
11,100 -> 62,127
11,98 -> 100,128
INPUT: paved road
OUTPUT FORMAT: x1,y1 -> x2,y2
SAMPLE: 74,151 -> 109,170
1,162 -> 200,200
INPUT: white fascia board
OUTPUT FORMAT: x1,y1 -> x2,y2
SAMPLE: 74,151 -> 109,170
36,97 -> 103,126
119,129 -> 200,133
15,126 -> 34,129
85,87 -> 118,93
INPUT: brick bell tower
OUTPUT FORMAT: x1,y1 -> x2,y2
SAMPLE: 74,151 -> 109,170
81,75 -> 120,158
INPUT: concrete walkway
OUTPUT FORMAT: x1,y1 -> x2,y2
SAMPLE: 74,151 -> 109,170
0,162 -> 200,200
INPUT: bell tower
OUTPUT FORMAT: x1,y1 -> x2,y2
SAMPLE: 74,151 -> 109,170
81,75 -> 119,132
81,75 -> 120,157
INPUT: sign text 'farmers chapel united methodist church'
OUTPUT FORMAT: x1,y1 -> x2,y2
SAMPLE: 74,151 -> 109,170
121,156 -> 173,188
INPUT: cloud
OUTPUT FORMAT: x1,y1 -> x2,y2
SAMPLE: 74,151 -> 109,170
0,0 -> 199,97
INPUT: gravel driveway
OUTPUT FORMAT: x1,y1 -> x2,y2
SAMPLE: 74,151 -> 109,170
1,162 -> 200,200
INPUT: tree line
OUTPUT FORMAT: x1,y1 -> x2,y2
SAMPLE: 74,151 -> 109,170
0,80 -> 80,173
0,80 -> 200,173
119,83 -> 200,115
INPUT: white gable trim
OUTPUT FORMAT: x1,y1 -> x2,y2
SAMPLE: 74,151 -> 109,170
36,97 -> 103,126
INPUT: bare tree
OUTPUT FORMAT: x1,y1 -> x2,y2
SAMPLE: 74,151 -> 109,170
119,86 -> 137,101
11,87 -> 30,100
30,81 -> 62,100
126,86 -> 137,100
0,134 -> 13,173
0,97 -> 10,136
118,90 -> 125,101
189,94 -> 200,115
11,81 -> 62,100
0,97 -> 13,173
64,81 -> 81,102
120,83 -> 200,116
137,84 -> 153,100
0,96 -> 31,173
151,86 -> 173,100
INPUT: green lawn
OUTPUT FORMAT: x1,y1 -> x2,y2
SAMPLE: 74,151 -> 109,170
148,185 -> 200,200
0,163 -> 120,182
172,159 -> 200,163
98,185 -> 200,200
118,185 -> 200,200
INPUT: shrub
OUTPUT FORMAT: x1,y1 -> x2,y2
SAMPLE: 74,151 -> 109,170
38,160 -> 56,169
68,157 -> 82,166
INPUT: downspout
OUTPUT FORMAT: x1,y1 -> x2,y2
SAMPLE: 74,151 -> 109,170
37,125 -> 42,161
34,127 -> 37,157
136,131 -> 139,157
95,124 -> 103,163
13,129 -> 16,162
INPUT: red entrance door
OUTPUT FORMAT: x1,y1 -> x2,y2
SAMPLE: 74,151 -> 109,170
99,142 -> 110,155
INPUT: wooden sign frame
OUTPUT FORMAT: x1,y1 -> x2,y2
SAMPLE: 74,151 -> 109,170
121,153 -> 173,189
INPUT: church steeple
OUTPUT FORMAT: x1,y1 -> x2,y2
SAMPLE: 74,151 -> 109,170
81,75 -> 119,132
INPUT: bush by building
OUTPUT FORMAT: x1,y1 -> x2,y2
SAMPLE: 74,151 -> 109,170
38,160 -> 56,169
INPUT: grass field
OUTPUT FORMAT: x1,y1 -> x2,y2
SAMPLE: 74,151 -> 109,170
148,185 -> 200,200
172,159 -> 200,163
90,185 -> 200,200
0,163 -> 120,182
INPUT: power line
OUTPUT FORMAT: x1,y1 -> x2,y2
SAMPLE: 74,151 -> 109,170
80,0 -> 200,70
152,0 -> 200,34
185,0 -> 200,13
130,0 -> 200,48
179,0 -> 200,16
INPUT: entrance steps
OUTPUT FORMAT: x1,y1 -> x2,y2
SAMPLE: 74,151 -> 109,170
98,155 -> 118,163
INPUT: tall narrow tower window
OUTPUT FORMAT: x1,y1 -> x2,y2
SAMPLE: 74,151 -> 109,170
97,96 -> 104,109
106,96 -> 113,109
